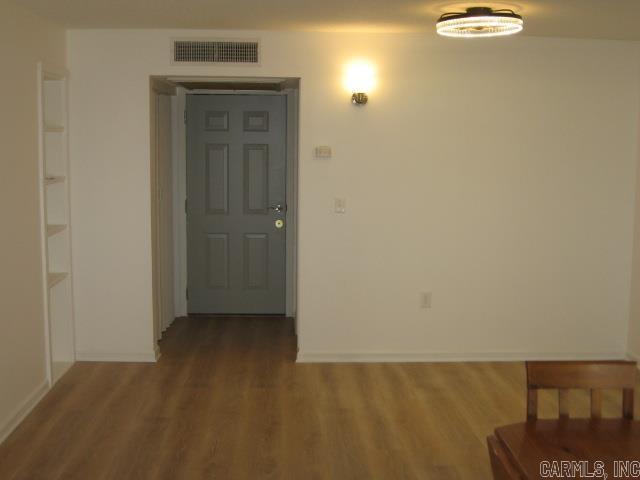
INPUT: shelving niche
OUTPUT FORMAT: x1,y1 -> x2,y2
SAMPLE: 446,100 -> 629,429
40,66 -> 75,384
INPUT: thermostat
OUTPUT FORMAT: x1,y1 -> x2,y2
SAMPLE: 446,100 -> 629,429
314,146 -> 332,159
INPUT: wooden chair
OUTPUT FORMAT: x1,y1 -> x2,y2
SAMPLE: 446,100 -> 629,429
526,360 -> 637,420
487,360 -> 637,479
487,435 -> 523,480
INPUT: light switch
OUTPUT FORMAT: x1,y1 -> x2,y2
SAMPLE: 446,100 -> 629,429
334,198 -> 346,214
315,146 -> 332,159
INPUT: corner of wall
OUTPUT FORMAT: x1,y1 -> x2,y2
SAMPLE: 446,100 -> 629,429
626,77 -> 640,359
0,380 -> 49,445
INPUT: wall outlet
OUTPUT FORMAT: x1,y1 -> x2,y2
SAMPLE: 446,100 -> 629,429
334,198 -> 346,214
420,292 -> 432,309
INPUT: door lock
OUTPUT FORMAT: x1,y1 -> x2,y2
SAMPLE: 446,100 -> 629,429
269,204 -> 286,213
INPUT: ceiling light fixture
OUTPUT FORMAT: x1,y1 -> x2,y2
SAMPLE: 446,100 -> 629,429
436,7 -> 523,38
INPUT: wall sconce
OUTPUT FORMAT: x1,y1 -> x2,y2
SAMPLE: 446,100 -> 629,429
344,60 -> 375,105
352,93 -> 368,105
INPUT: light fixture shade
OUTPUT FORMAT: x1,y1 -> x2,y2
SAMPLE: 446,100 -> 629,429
344,61 -> 375,94
344,60 -> 375,105
436,7 -> 523,38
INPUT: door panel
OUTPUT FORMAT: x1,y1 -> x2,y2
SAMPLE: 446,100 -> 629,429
205,144 -> 229,214
244,144 -> 269,214
206,234 -> 229,289
187,95 -> 286,314
244,234 -> 269,289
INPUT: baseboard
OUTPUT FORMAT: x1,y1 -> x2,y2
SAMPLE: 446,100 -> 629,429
296,351 -> 627,363
76,350 -> 158,363
0,380 -> 49,445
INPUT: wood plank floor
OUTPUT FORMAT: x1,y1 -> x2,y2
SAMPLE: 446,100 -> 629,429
0,316 -> 636,480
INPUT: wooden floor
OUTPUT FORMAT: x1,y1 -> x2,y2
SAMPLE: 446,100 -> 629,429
0,317 -> 636,480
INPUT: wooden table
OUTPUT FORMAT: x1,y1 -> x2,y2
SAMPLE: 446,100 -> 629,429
488,419 -> 640,479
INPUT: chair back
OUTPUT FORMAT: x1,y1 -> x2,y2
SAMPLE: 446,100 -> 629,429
525,360 -> 636,420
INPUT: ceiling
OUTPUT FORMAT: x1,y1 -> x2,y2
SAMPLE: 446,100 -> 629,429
14,0 -> 640,40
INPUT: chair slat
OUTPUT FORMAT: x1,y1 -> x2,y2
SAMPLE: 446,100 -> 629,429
623,388 -> 635,420
558,389 -> 569,419
590,389 -> 602,419
527,388 -> 538,420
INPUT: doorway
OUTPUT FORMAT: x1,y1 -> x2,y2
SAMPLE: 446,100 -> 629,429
150,77 -> 299,345
186,94 -> 287,314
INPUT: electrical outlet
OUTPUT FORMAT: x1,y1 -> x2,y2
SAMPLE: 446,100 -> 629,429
421,292 -> 432,309
334,198 -> 346,214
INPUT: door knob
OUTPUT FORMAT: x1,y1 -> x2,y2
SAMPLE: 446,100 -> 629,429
269,204 -> 286,213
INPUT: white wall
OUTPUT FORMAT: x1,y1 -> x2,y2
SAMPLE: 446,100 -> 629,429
0,0 -> 66,440
628,111 -> 640,360
67,30 -> 639,361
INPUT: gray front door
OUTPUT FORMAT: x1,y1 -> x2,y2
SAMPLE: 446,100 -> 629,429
187,94 -> 286,314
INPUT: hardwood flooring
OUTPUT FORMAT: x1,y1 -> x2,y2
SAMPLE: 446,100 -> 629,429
0,316 -> 636,479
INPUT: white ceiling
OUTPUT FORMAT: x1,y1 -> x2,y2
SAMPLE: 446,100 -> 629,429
14,0 -> 640,40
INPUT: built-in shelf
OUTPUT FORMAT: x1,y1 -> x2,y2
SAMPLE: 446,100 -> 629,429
48,272 -> 68,288
41,65 -> 75,384
45,175 -> 65,185
47,224 -> 67,237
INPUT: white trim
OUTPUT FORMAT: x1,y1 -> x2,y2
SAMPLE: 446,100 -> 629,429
187,89 -> 283,95
61,66 -> 78,366
167,76 -> 286,84
172,87 -> 188,318
296,351 -> 627,363
36,62 -> 53,386
285,88 -> 299,320
76,350 -> 159,363
0,381 -> 49,445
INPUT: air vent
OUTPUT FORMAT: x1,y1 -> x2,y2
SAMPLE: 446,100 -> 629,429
172,39 -> 259,64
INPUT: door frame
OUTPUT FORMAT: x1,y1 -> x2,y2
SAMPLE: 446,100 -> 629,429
170,79 -> 299,325
150,78 -> 177,347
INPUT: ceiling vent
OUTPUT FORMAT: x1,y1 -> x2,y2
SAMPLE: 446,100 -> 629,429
172,39 -> 260,65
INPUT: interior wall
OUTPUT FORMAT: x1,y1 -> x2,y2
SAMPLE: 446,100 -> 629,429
628,112 -> 640,360
0,0 -> 66,440
67,29 -> 640,360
